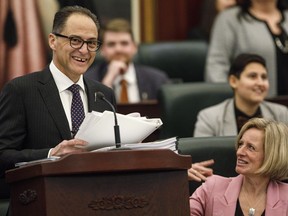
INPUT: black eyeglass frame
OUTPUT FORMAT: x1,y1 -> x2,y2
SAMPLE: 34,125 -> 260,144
53,32 -> 101,52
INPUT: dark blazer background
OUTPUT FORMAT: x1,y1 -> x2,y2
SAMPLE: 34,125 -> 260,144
85,62 -> 170,101
0,67 -> 116,177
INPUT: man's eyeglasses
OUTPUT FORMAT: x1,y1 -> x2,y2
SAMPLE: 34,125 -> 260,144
53,33 -> 101,52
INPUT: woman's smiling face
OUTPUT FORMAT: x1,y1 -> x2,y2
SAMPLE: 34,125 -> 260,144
235,127 -> 265,176
230,62 -> 269,106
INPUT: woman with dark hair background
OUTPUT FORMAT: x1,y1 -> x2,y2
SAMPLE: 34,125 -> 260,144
194,53 -> 288,137
205,0 -> 288,97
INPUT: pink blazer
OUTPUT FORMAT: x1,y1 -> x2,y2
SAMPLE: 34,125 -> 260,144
190,175 -> 288,216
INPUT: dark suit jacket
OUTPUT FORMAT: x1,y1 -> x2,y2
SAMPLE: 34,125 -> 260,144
85,61 -> 170,100
0,67 -> 116,177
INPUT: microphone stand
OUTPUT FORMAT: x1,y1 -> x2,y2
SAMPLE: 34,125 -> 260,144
96,92 -> 130,150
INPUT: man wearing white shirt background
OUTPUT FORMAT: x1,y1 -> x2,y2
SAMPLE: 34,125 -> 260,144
85,18 -> 170,103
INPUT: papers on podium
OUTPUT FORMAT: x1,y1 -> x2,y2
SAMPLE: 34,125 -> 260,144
75,111 -> 163,151
15,137 -> 178,168
15,137 -> 178,169
93,137 -> 178,152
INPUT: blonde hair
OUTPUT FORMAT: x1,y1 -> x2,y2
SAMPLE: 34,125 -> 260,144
236,118 -> 288,180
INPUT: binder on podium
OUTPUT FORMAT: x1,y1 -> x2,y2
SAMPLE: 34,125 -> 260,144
6,149 -> 191,216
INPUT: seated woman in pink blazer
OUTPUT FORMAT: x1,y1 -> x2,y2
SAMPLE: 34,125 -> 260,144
190,118 -> 288,216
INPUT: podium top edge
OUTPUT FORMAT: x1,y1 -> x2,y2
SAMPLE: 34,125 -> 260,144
6,149 -> 191,183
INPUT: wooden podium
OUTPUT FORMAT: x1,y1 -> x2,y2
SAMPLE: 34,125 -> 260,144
6,149 -> 191,216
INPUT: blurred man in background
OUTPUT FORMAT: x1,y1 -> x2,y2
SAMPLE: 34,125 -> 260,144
85,18 -> 170,104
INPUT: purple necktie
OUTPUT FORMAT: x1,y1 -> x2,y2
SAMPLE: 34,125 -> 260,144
68,84 -> 85,135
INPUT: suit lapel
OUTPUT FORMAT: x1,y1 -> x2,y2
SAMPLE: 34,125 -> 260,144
134,65 -> 147,100
260,102 -> 276,119
266,201 -> 286,215
222,99 -> 238,135
38,68 -> 71,140
213,175 -> 243,215
266,181 -> 288,215
84,77 -> 109,112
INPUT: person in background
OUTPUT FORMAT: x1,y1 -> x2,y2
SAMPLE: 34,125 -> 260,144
190,117 -> 288,215
189,0 -> 236,40
85,18 -> 170,104
0,5 -> 115,179
205,0 -> 288,97
194,53 -> 288,137
216,0 -> 236,12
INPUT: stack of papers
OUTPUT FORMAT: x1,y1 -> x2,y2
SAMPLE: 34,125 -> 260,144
75,111 -> 163,151
93,137 -> 178,152
14,137 -> 178,168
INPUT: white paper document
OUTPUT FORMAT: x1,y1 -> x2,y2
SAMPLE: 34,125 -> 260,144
75,111 -> 163,151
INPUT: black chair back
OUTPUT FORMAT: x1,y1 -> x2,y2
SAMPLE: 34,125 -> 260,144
158,82 -> 233,139
177,136 -> 237,194
137,41 -> 208,83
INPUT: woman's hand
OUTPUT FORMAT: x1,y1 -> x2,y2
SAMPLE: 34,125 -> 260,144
188,159 -> 214,182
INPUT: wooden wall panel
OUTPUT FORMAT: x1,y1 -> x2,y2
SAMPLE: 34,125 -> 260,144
140,0 -> 156,42
154,0 -> 189,41
140,0 -> 202,42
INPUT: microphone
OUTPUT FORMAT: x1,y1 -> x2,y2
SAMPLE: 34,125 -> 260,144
95,92 -> 121,148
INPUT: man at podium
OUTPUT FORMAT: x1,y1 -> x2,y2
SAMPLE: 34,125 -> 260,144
0,5 -> 115,181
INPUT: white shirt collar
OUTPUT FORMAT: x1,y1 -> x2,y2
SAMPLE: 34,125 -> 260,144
112,62 -> 140,103
49,61 -> 86,92
113,62 -> 137,86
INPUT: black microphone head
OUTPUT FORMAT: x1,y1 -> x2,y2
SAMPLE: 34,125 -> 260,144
96,91 -> 105,100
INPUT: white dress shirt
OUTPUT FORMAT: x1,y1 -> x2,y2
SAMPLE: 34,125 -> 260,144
113,63 -> 140,103
47,61 -> 88,157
